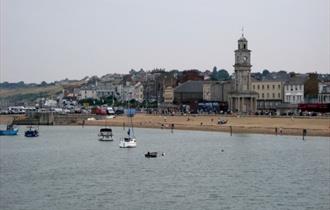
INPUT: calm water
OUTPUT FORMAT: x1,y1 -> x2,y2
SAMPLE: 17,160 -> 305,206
0,126 -> 329,210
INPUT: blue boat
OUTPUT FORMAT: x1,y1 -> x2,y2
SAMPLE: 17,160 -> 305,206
0,124 -> 19,136
25,127 -> 39,137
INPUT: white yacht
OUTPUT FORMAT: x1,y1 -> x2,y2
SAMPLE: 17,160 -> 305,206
119,108 -> 137,148
98,127 -> 113,141
119,136 -> 137,148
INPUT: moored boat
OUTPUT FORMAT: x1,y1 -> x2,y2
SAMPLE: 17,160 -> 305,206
0,124 -> 18,136
145,152 -> 158,158
98,127 -> 113,141
25,126 -> 39,137
119,136 -> 137,148
119,108 -> 137,148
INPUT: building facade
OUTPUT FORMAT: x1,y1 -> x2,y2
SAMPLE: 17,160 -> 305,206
203,81 -> 231,102
174,80 -> 204,104
284,75 -> 306,104
132,82 -> 144,103
228,35 -> 257,113
78,88 -> 98,100
251,80 -> 283,110
163,86 -> 174,104
318,81 -> 330,103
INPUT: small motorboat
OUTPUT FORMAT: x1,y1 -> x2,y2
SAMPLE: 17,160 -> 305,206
24,126 -> 39,137
145,152 -> 158,158
98,127 -> 113,141
0,124 -> 18,136
119,137 -> 136,148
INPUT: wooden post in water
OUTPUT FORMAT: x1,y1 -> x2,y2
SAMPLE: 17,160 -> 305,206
275,127 -> 278,136
302,129 -> 307,140
230,126 -> 232,136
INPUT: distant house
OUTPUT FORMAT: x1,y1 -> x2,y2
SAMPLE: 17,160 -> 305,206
78,87 -> 98,100
174,80 -> 204,104
132,82 -> 144,103
318,81 -> 330,103
284,75 -> 307,104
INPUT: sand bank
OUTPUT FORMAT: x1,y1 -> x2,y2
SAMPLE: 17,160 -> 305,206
84,114 -> 330,137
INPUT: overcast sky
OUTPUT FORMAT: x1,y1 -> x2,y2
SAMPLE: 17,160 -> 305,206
0,0 -> 329,83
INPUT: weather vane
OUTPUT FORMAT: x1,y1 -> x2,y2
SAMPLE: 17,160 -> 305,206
241,26 -> 244,37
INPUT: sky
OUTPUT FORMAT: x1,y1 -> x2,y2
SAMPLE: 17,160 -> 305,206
0,0 -> 329,83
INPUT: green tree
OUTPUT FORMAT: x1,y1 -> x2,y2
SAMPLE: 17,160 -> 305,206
218,69 -> 230,81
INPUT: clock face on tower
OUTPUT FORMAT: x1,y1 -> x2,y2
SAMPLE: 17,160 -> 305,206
243,56 -> 248,62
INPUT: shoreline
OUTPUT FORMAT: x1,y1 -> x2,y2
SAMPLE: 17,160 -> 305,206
82,114 -> 330,137
84,119 -> 329,137
1,114 -> 329,137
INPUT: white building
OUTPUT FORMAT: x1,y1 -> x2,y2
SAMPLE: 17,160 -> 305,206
122,83 -> 135,102
284,76 -> 307,104
78,88 -> 98,100
318,81 -> 330,103
132,82 -> 144,103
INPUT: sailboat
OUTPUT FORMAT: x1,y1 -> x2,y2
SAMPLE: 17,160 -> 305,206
119,108 -> 137,148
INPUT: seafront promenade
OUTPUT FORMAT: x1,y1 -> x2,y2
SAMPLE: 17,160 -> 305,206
1,114 -> 329,137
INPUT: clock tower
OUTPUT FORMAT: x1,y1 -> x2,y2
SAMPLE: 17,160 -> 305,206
234,35 -> 252,92
228,34 -> 258,113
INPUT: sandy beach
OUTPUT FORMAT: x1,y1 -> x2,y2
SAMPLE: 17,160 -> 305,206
1,114 -> 329,137
84,114 -> 330,137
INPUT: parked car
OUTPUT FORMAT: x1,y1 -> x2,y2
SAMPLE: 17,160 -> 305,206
115,109 -> 124,115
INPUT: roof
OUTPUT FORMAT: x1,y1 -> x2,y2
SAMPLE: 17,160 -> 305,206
174,80 -> 204,93
285,75 -> 308,85
238,36 -> 247,42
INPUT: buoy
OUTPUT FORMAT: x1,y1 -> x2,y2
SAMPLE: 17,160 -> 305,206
221,149 -> 224,152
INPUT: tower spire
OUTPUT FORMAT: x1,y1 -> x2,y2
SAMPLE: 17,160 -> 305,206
241,26 -> 244,37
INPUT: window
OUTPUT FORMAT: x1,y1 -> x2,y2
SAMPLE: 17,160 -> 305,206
293,96 -> 295,101
262,85 -> 264,89
295,86 -> 297,91
262,93 -> 264,98
273,85 -> 275,89
278,93 -> 280,98
243,44 -> 246,49
267,85 -> 269,89
267,93 -> 269,98
257,85 -> 260,89
278,84 -> 281,89
253,85 -> 255,90
272,93 -> 275,98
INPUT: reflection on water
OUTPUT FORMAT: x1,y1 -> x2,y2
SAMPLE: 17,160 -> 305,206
1,126 -> 329,210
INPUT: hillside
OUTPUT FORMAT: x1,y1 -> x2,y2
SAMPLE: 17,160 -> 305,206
0,80 -> 86,105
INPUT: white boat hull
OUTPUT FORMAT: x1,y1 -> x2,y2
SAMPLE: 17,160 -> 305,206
99,136 -> 114,141
119,138 -> 136,148
98,130 -> 113,141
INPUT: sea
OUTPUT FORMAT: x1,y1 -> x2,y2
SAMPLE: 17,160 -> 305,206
0,126 -> 329,210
